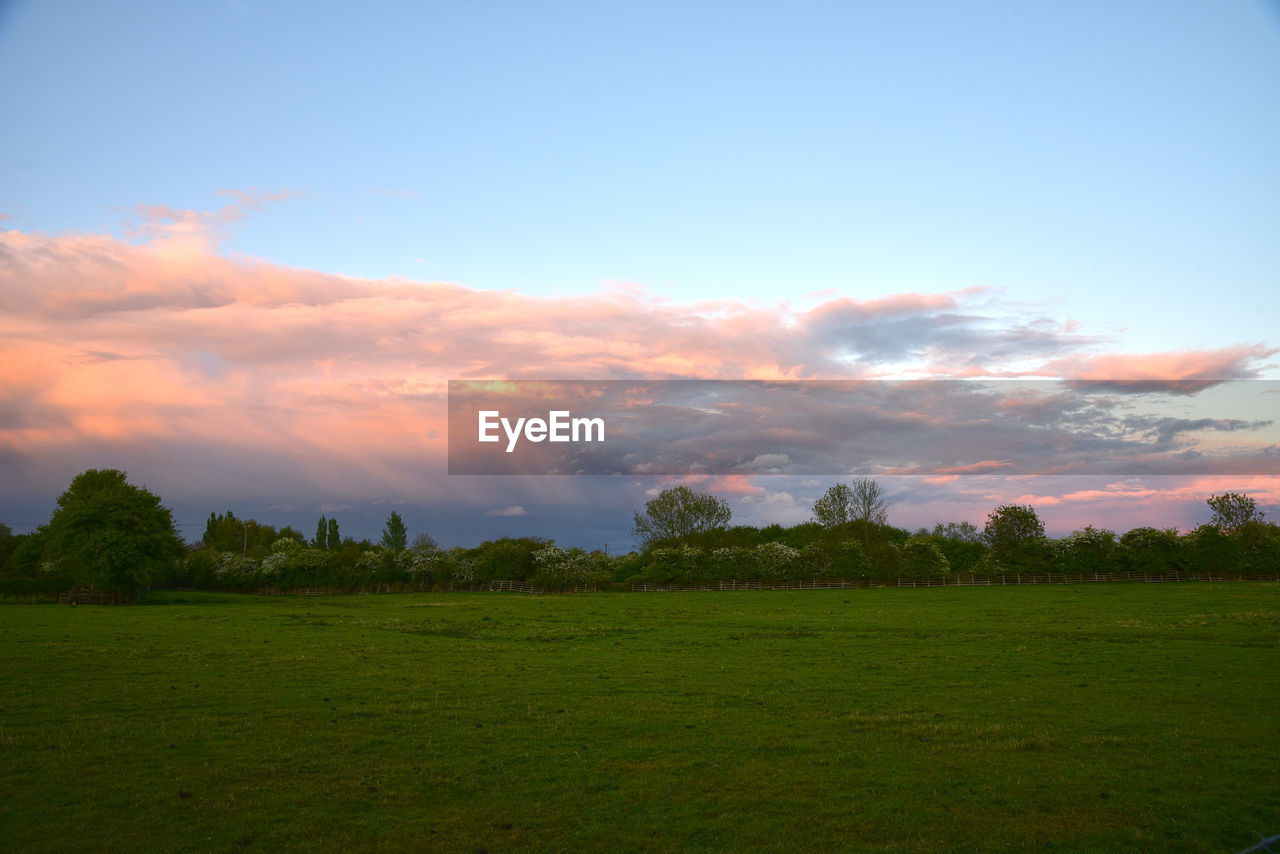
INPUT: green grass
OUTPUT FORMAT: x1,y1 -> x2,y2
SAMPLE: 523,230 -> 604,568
1,584 -> 1277,852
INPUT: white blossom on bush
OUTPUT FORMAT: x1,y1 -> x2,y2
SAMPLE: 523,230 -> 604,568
753,542 -> 801,579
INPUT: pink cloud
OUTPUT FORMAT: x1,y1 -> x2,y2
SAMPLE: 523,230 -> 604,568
891,460 -> 1015,476
1043,346 -> 1277,382
801,291 -> 964,322
1,217 -> 1276,535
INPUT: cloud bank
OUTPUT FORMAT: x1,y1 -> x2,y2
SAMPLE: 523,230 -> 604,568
1,210 -> 1275,542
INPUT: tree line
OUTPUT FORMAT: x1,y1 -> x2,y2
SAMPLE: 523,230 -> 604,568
624,481 -> 1278,585
0,470 -> 1276,598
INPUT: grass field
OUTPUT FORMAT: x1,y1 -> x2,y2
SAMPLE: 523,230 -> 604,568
1,584 -> 1277,852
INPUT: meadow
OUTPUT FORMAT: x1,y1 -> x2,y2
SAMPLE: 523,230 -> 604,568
1,584 -> 1277,852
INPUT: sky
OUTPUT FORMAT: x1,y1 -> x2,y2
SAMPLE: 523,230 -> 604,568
1,0 -> 1278,547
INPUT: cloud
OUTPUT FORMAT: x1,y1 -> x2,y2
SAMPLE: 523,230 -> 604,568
486,506 -> 527,517
118,188 -> 303,252
1048,346 -> 1277,391
735,453 -> 794,474
1,209 -> 1277,543
450,379 -> 1279,477
1144,417 -> 1274,446
799,288 -> 1095,372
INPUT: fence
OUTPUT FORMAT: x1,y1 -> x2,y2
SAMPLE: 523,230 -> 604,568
631,579 -> 891,592
1238,833 -> 1280,854
257,583 -> 418,596
445,580 -> 599,594
892,570 -> 1266,587
248,580 -> 600,596
57,589 -> 128,605
631,570 -> 1274,593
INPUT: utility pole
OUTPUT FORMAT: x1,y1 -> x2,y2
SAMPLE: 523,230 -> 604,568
243,521 -> 255,557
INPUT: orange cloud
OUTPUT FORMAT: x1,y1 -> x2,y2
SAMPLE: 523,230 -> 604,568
1045,346 -> 1277,382
2,220 -> 1276,526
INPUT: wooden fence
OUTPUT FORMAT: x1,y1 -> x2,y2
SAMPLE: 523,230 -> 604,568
445,580 -> 599,594
630,571 -> 1274,592
892,570 -> 1265,587
631,579 -> 891,592
247,580 -> 600,596
57,589 -> 128,605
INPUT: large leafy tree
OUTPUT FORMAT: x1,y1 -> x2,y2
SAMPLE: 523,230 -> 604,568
1057,526 -> 1118,576
812,483 -> 855,528
1207,492 -> 1264,534
45,469 -> 185,593
982,503 -> 1049,574
381,511 -> 408,552
1120,527 -> 1186,575
632,486 -> 732,548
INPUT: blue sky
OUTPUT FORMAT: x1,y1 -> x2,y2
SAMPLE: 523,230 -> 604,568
5,1 -> 1278,337
2,1 -> 1278,545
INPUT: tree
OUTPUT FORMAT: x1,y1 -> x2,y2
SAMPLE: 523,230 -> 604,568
470,537 -> 549,582
0,522 -> 16,571
849,477 -> 890,529
812,483 -> 855,528
313,515 -> 328,549
1235,521 -> 1280,577
982,503 -> 1049,574
830,540 -> 871,579
1057,526 -> 1118,576
931,521 -> 981,543
813,477 -> 889,552
202,510 -> 277,557
277,526 -> 306,545
411,532 -> 439,553
632,486 -> 732,548
1207,492 -> 1264,534
900,537 -> 950,580
1120,526 -> 1185,575
204,510 -> 243,552
326,517 -> 341,551
3,527 -> 50,578
381,511 -> 408,552
44,469 -> 184,594
923,522 -> 987,574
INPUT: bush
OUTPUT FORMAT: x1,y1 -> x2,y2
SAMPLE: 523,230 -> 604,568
1056,526 -> 1118,576
1120,527 -> 1185,575
830,540 -> 871,580
900,538 -> 950,580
